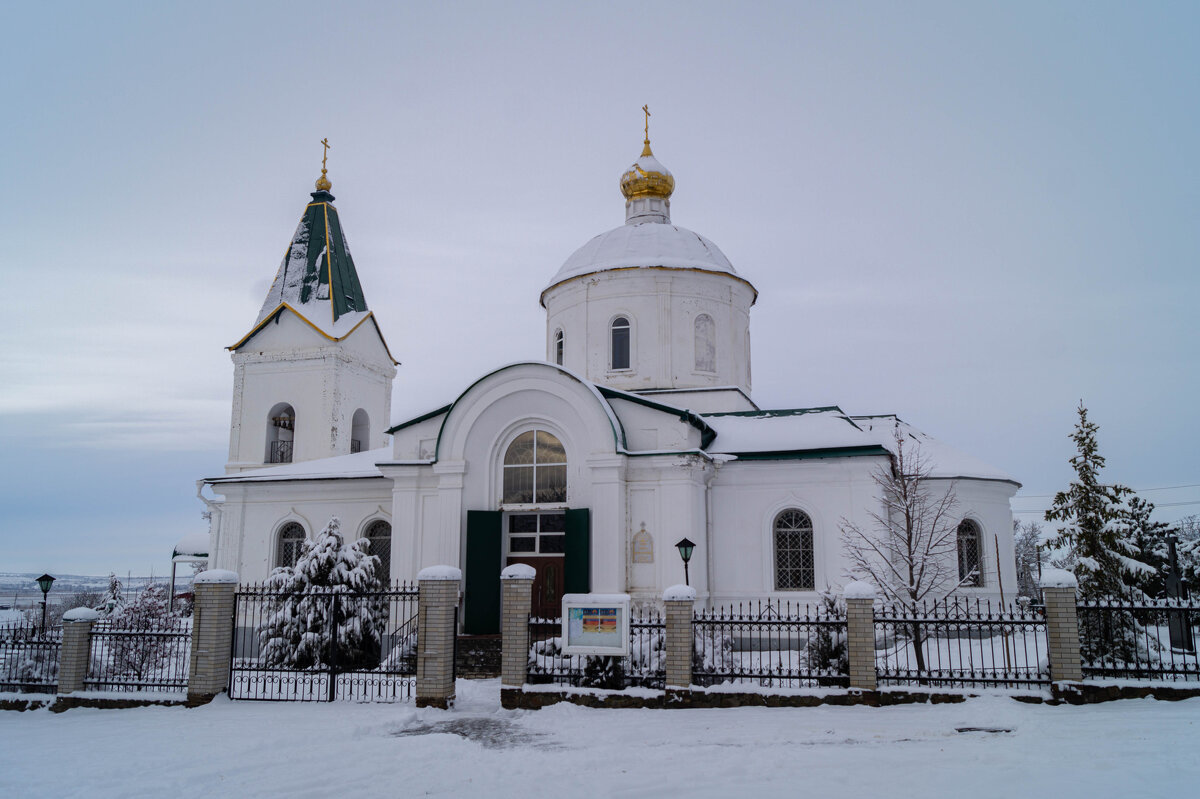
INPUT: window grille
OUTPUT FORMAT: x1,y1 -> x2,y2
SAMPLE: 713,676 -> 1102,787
774,510 -> 815,590
365,520 -> 392,581
957,519 -> 983,586
276,522 -> 305,568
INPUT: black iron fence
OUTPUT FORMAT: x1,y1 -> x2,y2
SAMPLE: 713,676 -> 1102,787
692,600 -> 849,688
85,617 -> 192,692
0,623 -> 61,692
527,610 -> 666,689
1077,597 -> 1200,681
874,598 -> 1049,688
230,583 -> 419,702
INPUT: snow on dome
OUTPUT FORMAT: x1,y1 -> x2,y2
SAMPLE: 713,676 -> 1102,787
1039,568 -> 1079,589
417,565 -> 463,581
662,584 -> 696,602
843,580 -> 877,600
501,563 -> 537,580
544,222 -> 741,295
63,607 -> 101,621
620,153 -> 675,200
194,569 -> 239,585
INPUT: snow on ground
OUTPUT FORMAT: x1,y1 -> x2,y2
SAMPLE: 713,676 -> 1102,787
2,680 -> 1197,798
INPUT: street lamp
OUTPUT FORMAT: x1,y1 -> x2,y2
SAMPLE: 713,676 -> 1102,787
674,538 -> 696,586
35,574 -> 55,633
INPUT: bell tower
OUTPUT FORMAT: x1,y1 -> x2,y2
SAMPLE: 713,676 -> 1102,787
224,146 -> 397,473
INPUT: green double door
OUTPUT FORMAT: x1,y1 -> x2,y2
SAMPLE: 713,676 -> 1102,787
463,508 -> 590,634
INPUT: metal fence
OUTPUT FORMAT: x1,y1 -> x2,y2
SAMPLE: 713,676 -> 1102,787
1077,597 -> 1200,681
85,617 -> 192,692
229,583 -> 419,702
0,623 -> 62,692
874,598 -> 1049,688
692,601 -> 849,688
527,610 -> 666,689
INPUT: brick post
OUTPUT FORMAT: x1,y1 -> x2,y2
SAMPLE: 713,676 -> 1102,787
416,566 -> 462,709
1040,570 -> 1082,683
844,582 -> 877,691
59,607 -> 100,694
663,585 -> 695,689
500,565 -> 534,689
187,570 -> 239,704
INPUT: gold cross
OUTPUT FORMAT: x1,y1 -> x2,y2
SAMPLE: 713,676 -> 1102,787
642,105 -> 651,142
321,138 -> 331,171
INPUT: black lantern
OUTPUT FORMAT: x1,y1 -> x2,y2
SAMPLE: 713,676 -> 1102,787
675,538 -> 696,586
35,574 -> 55,633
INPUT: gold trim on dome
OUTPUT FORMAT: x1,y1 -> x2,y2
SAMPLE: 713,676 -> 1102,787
227,303 -> 399,365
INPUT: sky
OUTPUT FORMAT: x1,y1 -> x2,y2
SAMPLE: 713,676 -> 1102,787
2,1 -> 1198,576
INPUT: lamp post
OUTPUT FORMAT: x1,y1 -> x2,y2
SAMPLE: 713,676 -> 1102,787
35,574 -> 55,634
674,538 -> 696,587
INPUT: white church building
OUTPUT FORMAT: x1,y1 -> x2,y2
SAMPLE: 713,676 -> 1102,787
201,131 -> 1019,634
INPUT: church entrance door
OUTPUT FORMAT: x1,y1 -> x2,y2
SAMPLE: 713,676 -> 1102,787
505,510 -> 566,620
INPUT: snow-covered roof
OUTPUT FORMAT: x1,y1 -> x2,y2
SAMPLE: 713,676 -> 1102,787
703,407 -> 878,456
206,446 -> 392,484
852,415 -> 1017,484
172,532 -> 209,561
542,222 -> 752,299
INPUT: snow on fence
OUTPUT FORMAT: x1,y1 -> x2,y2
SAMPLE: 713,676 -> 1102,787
527,610 -> 666,689
0,622 -> 61,693
85,617 -> 192,693
229,582 -> 419,702
1077,596 -> 1200,681
873,598 -> 1049,689
691,600 -> 849,689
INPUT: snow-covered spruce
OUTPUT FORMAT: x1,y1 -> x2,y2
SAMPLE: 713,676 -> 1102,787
257,517 -> 386,671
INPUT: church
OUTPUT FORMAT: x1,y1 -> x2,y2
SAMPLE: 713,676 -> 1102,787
201,125 -> 1019,634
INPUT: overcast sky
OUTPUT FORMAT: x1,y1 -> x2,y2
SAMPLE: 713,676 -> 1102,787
3,1 -> 1198,577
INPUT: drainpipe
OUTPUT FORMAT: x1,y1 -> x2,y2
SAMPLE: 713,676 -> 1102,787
704,458 -> 724,608
195,480 -> 222,567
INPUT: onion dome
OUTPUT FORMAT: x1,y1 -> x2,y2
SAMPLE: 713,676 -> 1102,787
619,140 -> 675,201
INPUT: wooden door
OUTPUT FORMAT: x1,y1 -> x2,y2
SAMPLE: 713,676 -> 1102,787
507,556 -> 565,620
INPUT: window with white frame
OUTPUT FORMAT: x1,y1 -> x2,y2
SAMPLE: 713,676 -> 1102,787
276,522 -> 305,569
554,329 -> 564,366
774,509 -> 815,590
502,429 -> 567,505
957,519 -> 983,586
610,317 -> 631,370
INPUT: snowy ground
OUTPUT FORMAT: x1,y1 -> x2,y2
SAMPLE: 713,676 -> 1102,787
2,681 -> 1197,798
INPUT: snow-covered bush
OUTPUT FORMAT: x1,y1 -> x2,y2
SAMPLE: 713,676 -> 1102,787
257,517 -> 385,671
95,574 -> 125,617
103,583 -> 180,680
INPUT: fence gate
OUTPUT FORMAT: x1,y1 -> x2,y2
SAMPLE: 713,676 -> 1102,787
229,583 -> 418,702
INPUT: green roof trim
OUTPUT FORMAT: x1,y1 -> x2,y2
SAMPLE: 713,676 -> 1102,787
386,404 -> 452,435
598,386 -> 717,449
702,406 -> 843,418
726,445 -> 890,461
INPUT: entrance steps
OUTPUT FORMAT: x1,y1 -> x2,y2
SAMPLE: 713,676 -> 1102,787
456,635 -> 502,679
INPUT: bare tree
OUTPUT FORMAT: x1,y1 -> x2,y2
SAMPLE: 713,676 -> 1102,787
841,430 -> 966,673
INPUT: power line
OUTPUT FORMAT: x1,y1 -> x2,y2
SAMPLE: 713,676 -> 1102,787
1013,499 -> 1200,513
1015,482 -> 1200,500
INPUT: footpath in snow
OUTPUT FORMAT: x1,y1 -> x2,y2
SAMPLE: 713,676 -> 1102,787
1,680 -> 1197,798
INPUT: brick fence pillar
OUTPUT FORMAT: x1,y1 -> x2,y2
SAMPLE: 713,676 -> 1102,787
188,570 -> 239,704
58,607 -> 100,694
663,585 -> 696,689
844,582 -> 877,691
416,566 -> 462,709
500,565 -> 534,689
1040,570 -> 1082,683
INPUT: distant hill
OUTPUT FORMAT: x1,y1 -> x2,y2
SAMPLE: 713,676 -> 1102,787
0,572 -> 195,606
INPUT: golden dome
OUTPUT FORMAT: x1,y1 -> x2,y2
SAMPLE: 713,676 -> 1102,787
315,170 -> 332,192
620,140 -> 675,200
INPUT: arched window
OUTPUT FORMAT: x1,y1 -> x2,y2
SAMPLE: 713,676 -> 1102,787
266,403 -> 295,464
554,329 -> 564,366
957,519 -> 983,586
365,519 -> 392,583
276,522 -> 305,569
503,429 -> 567,505
694,313 -> 715,372
351,408 -> 369,454
610,317 -> 631,370
774,509 -> 814,591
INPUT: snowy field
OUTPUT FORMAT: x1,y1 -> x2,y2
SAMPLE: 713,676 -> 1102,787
2,681 -> 1197,798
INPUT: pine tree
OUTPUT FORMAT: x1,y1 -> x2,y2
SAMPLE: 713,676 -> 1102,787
1121,496 -> 1170,596
1045,402 -> 1150,599
95,573 -> 125,617
258,517 -> 385,671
